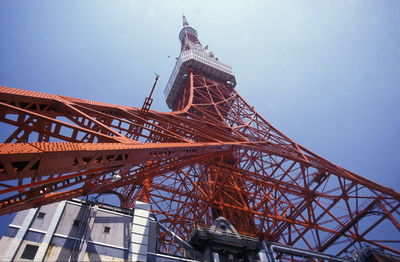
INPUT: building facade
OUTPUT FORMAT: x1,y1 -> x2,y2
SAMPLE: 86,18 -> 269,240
0,199 -> 161,261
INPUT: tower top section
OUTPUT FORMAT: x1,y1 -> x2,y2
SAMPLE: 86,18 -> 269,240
182,15 -> 189,27
164,16 -> 236,109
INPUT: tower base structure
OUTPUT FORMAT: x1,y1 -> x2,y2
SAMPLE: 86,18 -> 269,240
188,217 -> 260,262
186,217 -> 358,262
1,199 -> 399,262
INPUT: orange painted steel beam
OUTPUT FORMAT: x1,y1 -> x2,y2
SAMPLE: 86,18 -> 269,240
0,142 -> 236,179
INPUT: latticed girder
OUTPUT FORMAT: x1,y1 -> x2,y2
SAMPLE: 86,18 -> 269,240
0,72 -> 399,259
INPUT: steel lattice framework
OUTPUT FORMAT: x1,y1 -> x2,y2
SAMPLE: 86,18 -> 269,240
0,17 -> 399,259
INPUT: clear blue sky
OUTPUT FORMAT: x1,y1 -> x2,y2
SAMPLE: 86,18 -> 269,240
0,0 -> 399,238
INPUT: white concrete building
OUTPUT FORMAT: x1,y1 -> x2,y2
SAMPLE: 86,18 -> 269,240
0,199 -> 162,261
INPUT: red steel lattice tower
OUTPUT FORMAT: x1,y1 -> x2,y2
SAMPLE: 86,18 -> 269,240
0,16 -> 399,259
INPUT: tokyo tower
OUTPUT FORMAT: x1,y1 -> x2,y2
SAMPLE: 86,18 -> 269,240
0,16 -> 399,260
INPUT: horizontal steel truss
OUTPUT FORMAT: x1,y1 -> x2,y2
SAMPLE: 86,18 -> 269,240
0,72 -> 399,259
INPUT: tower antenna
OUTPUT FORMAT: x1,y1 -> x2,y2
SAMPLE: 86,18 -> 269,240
140,73 -> 159,114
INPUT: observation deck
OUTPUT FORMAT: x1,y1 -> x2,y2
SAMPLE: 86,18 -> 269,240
164,49 -> 236,109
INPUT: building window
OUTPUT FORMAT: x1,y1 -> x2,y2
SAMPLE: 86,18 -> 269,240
21,244 -> 39,260
73,220 -> 80,226
37,212 -> 45,219
104,226 -> 111,233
